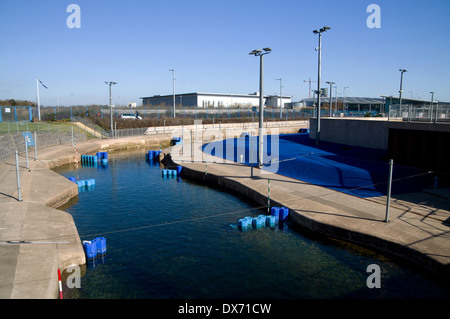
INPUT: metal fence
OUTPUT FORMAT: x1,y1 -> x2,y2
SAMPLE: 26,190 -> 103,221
0,124 -> 87,162
389,104 -> 450,122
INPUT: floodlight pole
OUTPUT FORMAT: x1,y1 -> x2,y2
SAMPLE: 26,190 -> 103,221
259,54 -> 264,167
105,81 -> 117,138
36,77 -> 41,121
430,91 -> 435,122
399,69 -> 407,110
276,78 -> 283,118
326,81 -> 335,117
313,26 -> 330,145
170,68 -> 175,118
249,48 -> 271,168
316,32 -> 322,145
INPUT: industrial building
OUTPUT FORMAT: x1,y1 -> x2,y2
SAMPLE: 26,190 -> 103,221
301,96 -> 385,113
140,92 -> 292,108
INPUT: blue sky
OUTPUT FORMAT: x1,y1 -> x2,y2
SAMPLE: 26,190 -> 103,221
1,0 -> 449,106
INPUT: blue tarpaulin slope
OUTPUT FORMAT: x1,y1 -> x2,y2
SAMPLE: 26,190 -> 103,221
202,133 -> 433,198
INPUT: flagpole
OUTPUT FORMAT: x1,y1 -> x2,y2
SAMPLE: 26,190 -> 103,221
36,77 -> 41,121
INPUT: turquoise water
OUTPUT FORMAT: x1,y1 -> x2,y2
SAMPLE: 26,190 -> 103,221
55,149 -> 450,299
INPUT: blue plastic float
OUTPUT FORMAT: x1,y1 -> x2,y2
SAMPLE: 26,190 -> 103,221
68,177 -> 96,192
170,137 -> 182,146
81,152 -> 108,167
83,237 -> 107,259
161,166 -> 182,179
238,207 -> 289,231
147,150 -> 161,161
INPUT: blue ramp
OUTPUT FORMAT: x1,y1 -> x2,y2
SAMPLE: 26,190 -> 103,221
202,133 -> 432,198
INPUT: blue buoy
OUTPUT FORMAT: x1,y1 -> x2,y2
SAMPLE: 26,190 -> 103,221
95,237 -> 106,254
271,207 -> 280,224
257,215 -> 267,228
83,240 -> 97,259
239,217 -> 252,230
279,207 -> 289,223
266,215 -> 276,227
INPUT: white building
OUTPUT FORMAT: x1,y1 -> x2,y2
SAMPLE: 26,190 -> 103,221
140,92 -> 292,108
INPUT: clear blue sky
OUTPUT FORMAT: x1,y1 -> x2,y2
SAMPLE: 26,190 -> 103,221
1,0 -> 449,106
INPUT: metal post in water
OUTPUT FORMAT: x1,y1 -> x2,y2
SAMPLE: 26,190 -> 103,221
15,151 -> 22,202
385,159 -> 393,223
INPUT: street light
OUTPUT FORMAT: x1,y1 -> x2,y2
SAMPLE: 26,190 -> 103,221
105,81 -> 117,138
399,69 -> 407,110
169,68 -> 175,118
276,78 -> 283,118
249,47 -> 271,167
326,81 -> 335,117
430,91 -> 435,121
313,26 -> 330,145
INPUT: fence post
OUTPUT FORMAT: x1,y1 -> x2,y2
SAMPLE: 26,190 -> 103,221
15,150 -> 22,202
34,131 -> 37,160
190,129 -> 194,162
385,159 -> 393,223
24,136 -> 29,169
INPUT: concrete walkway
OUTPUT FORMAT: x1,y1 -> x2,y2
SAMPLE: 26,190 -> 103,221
0,135 -> 170,298
170,140 -> 450,281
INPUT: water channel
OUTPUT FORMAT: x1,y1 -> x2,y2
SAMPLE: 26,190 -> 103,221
55,149 -> 450,299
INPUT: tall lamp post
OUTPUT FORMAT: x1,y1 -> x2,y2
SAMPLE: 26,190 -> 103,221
399,69 -> 407,110
326,81 -> 335,117
430,91 -> 435,122
249,48 -> 271,167
276,78 -> 283,118
105,81 -> 117,137
169,68 -> 175,118
313,26 -> 330,145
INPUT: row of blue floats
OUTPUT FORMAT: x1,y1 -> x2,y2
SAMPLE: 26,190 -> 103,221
238,207 -> 289,230
147,150 -> 162,160
81,152 -> 108,164
68,177 -> 96,191
162,166 -> 182,177
83,237 -> 107,259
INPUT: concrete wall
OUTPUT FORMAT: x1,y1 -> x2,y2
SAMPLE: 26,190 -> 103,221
309,117 -> 390,150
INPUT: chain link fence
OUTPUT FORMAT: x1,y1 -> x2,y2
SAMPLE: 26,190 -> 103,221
0,123 -> 88,162
389,104 -> 450,122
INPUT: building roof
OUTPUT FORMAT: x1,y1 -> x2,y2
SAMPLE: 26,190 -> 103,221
301,97 -> 384,104
140,92 -> 292,99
